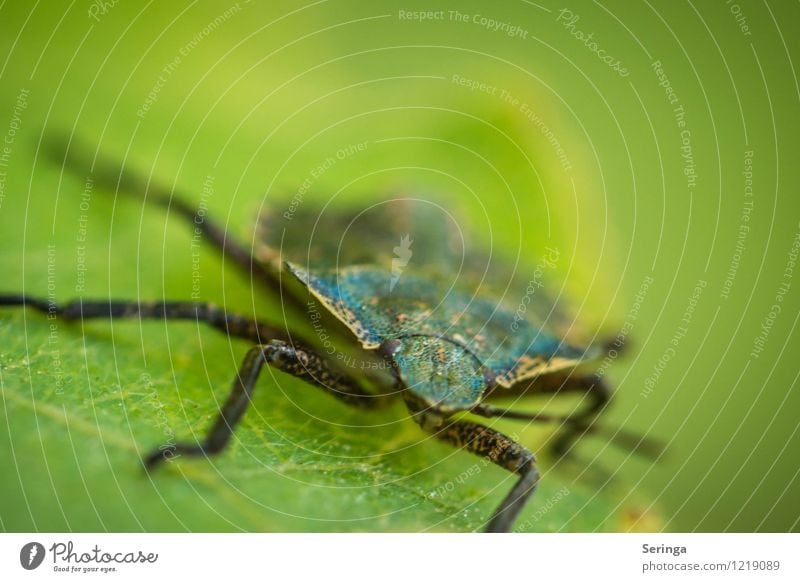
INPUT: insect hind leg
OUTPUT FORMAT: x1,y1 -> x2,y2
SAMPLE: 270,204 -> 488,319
44,136 -> 284,297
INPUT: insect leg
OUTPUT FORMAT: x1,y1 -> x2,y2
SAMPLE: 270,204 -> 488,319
473,375 -> 608,429
471,404 -> 575,423
406,402 -> 539,533
45,137 -> 284,295
499,373 -> 610,455
145,340 -> 380,469
546,374 -> 610,457
480,376 -> 661,459
0,295 -> 288,343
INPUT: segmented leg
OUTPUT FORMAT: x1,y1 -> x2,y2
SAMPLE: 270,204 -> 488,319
407,400 -> 539,533
0,295 -> 287,343
547,375 -> 610,457
498,372 -> 610,456
482,375 -> 661,459
146,340 -> 380,469
45,136 -> 284,296
471,403 -> 579,423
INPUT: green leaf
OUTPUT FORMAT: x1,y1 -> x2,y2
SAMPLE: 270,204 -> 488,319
1,306 -> 660,531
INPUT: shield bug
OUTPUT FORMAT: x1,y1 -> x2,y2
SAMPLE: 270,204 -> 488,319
1,139 -> 656,532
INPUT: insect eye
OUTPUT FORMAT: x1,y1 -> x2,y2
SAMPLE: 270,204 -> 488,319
377,339 -> 401,358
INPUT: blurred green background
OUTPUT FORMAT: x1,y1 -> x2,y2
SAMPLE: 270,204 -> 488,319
1,1 -> 798,532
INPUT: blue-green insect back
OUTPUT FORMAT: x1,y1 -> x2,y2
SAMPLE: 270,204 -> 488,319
288,263 -> 599,411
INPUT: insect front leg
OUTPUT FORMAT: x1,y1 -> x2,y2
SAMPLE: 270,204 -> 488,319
145,340 -> 381,469
406,400 -> 539,533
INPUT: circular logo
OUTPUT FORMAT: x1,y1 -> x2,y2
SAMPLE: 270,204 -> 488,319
19,542 -> 46,570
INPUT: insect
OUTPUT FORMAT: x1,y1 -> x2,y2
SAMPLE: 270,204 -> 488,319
1,139 -> 653,532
